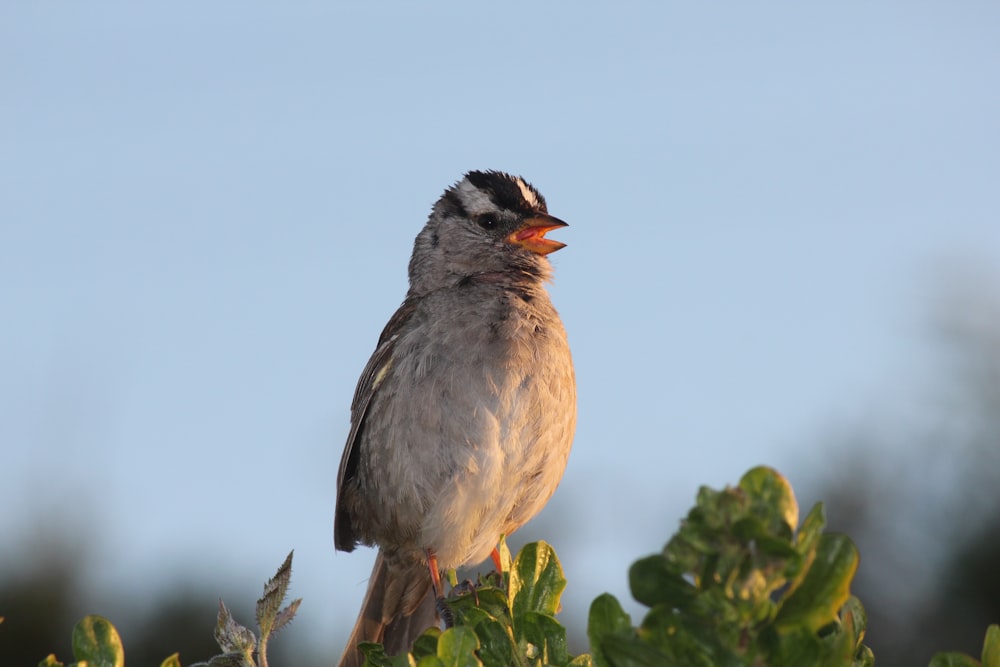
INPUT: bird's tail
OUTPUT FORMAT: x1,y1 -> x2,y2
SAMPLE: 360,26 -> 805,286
337,550 -> 437,667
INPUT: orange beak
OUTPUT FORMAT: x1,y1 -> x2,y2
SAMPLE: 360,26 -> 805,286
506,215 -> 569,256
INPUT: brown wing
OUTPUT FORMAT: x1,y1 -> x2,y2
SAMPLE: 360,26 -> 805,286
334,298 -> 418,551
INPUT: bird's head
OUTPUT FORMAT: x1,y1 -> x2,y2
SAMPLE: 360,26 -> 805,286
409,170 -> 568,294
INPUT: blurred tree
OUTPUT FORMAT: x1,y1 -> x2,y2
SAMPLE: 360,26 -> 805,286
0,528 -> 240,666
115,590 -> 229,666
0,545 -> 79,665
0,525 -> 328,667
814,267 -> 1000,666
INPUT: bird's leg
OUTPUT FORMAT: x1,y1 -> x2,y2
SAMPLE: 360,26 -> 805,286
490,546 -> 504,574
488,541 -> 510,590
425,548 -> 455,628
426,549 -> 444,598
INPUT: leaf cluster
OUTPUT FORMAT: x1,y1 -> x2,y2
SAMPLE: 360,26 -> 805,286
191,550 -> 301,667
589,466 -> 869,666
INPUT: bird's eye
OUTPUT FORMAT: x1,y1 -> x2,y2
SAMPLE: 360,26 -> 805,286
477,213 -> 499,229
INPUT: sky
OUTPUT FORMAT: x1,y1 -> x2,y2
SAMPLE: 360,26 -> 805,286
2,0 -> 999,658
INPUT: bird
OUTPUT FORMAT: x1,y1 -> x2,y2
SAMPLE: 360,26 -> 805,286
334,170 -> 577,666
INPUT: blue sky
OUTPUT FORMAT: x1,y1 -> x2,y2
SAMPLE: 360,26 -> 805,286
3,1 -> 999,656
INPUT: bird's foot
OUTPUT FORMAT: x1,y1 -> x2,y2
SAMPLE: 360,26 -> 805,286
480,570 -> 504,589
436,595 -> 455,628
448,578 -> 481,606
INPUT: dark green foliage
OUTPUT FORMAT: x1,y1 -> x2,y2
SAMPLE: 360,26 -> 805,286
590,466 -> 868,666
928,625 -> 1000,667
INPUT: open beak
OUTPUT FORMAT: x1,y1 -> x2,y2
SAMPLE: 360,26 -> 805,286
506,214 -> 569,256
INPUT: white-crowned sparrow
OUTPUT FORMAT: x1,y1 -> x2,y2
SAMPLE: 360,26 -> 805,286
334,170 -> 576,666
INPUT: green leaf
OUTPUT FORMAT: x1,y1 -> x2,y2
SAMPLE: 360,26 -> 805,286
450,606 -> 495,630
983,625 -> 1000,667
785,503 -> 826,596
270,598 -> 302,635
496,535 -> 513,580
732,515 -> 798,559
37,656 -> 64,667
628,555 -> 695,609
203,654 -> 253,667
738,466 -> 798,536
214,600 -> 256,656
161,653 -> 183,667
446,586 -> 509,627
801,597 -> 868,667
416,657 -> 446,667
471,617 -> 516,667
765,626 -> 824,667
522,612 -> 569,666
927,654 -> 981,667
568,655 -> 594,667
509,542 -> 566,621
599,634 -> 671,667
840,597 -> 868,650
639,605 -> 742,667
72,615 -> 125,667
257,550 -> 293,638
774,534 -> 859,633
587,594 -> 634,667
435,626 -> 481,667
855,644 -> 875,667
412,628 -> 442,659
360,641 -> 395,667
